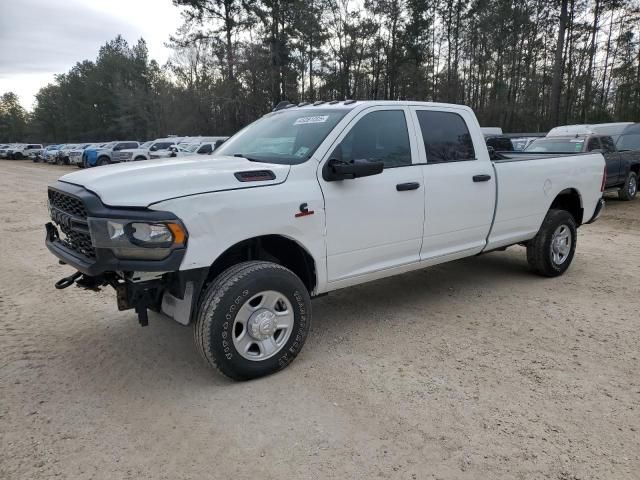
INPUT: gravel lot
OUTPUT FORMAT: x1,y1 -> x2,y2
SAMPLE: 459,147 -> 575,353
1,159 -> 639,479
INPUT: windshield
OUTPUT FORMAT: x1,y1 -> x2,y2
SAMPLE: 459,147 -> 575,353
525,138 -> 586,153
617,133 -> 640,151
215,109 -> 349,164
139,141 -> 153,149
178,143 -> 199,152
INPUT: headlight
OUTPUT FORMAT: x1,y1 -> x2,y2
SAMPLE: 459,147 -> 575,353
88,218 -> 187,260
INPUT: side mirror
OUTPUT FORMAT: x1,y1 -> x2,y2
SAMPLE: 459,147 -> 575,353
323,158 -> 384,181
149,145 -> 158,151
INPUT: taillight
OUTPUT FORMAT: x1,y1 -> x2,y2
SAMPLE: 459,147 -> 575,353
601,166 -> 607,192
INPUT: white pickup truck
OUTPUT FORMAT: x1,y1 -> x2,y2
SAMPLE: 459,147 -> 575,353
45,101 -> 605,380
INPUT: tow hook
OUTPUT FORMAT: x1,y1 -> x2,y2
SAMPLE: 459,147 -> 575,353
55,272 -> 106,291
55,271 -> 82,289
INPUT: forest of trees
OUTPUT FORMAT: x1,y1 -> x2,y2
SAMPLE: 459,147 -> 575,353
1,0 -> 639,143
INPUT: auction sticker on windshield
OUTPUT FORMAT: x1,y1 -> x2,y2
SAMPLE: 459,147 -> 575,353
294,116 -> 329,125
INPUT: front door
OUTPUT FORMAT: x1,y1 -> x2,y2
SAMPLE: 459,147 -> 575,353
319,107 -> 425,283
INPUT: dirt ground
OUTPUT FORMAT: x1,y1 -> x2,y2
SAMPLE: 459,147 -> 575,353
0,159 -> 638,480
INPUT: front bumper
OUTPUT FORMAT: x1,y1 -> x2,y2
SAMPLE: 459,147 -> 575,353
45,181 -> 187,276
46,223 -> 186,276
585,198 -> 605,224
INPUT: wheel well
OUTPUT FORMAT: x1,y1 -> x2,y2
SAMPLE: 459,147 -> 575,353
134,156 -> 146,161
630,164 -> 640,176
207,235 -> 317,292
550,189 -> 583,225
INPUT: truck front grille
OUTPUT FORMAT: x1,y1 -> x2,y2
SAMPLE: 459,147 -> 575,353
48,189 -> 96,259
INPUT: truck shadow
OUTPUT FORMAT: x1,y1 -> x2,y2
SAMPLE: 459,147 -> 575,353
54,249 -> 533,394
310,250 -> 532,330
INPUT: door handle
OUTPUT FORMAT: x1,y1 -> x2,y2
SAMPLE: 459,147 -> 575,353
473,174 -> 491,182
396,182 -> 420,191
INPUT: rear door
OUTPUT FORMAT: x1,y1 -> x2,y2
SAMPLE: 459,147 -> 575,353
410,107 -> 496,259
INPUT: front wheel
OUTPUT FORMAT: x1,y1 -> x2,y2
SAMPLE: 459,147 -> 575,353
194,261 -> 312,380
618,171 -> 637,201
97,157 -> 110,166
526,209 -> 577,277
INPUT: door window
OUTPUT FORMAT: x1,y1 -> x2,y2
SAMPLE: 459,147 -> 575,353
587,137 -> 602,151
331,110 -> 411,168
600,136 -> 616,153
197,144 -> 213,154
416,110 -> 476,163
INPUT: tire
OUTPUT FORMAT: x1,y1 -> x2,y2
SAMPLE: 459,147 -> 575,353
618,171 -> 637,201
97,156 -> 110,166
194,261 -> 312,380
14,152 -> 22,160
526,209 -> 577,277
134,156 -> 146,161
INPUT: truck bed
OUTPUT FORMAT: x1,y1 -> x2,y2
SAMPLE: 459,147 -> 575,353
492,151 -> 596,163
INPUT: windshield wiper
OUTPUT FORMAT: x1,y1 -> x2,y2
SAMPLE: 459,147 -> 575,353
233,153 -> 277,164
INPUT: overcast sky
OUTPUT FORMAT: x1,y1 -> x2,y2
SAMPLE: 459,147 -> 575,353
0,0 -> 183,110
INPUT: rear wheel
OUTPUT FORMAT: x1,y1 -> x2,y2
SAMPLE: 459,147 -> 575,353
618,171 -> 637,201
194,261 -> 312,380
97,156 -> 110,166
526,209 -> 577,277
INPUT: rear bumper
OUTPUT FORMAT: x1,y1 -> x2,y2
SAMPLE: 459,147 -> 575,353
585,198 -> 605,224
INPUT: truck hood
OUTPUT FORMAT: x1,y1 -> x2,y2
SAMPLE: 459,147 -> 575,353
58,155 -> 291,207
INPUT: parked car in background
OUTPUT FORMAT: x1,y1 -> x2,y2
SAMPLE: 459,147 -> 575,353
181,138 -> 229,156
45,100 -> 605,380
586,122 -> 634,144
112,138 -> 180,163
83,141 -> 139,167
165,137 -> 230,158
55,144 -> 86,165
34,145 -> 58,162
70,143 -> 104,167
46,144 -> 67,163
526,127 -> 640,200
1,144 -> 19,158
613,123 -> 640,152
111,141 -> 154,163
8,144 -> 43,159
484,135 -> 513,152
